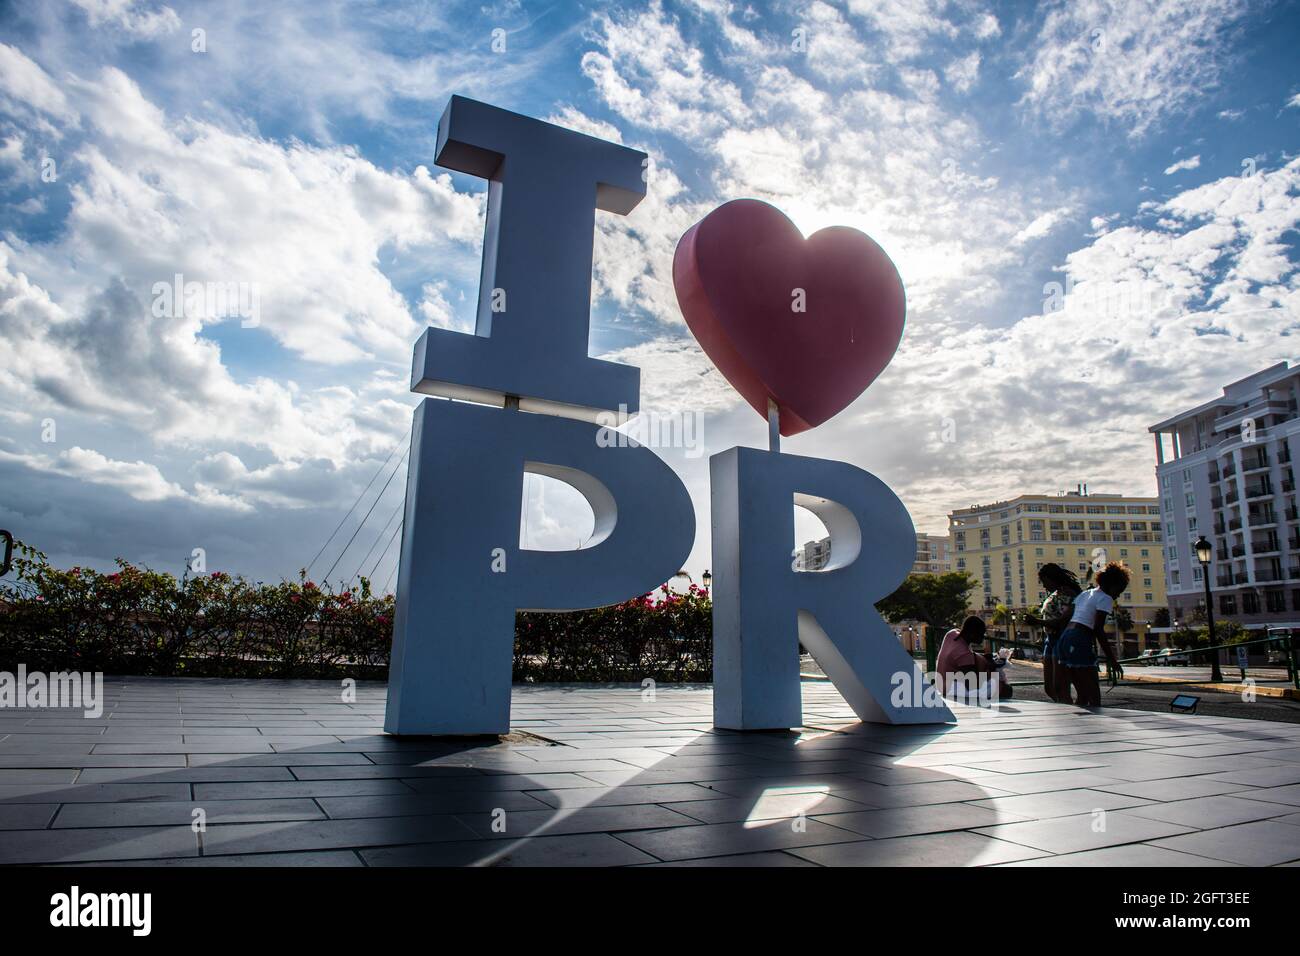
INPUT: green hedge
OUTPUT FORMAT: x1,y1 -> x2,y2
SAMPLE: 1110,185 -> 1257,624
0,542 -> 712,681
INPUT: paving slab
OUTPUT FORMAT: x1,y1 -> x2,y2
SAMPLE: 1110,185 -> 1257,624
973,809 -> 1195,854
788,831 -> 1051,866
1149,820 -> 1300,865
1122,794 -> 1300,828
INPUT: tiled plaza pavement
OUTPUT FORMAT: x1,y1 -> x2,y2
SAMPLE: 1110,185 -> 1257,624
3,677 -> 1300,866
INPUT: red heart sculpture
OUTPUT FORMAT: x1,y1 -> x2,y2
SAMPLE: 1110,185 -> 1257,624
673,199 -> 906,436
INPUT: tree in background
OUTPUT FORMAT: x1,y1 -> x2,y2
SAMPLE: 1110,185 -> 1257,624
877,571 -> 977,671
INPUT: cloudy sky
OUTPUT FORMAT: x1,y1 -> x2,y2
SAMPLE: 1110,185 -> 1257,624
0,0 -> 1298,589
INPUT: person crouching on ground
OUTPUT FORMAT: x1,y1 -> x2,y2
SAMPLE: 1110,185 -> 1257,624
935,615 -> 1012,704
1054,562 -> 1129,708
1023,562 -> 1082,703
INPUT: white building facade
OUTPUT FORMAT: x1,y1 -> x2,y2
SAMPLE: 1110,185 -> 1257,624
1150,361 -> 1300,629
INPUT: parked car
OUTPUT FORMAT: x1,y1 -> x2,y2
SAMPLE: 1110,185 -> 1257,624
1157,647 -> 1190,666
1135,648 -> 1159,666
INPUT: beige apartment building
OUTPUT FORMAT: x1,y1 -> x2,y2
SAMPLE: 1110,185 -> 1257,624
913,533 -> 952,575
795,532 -> 944,655
795,532 -> 951,576
948,489 -> 1166,653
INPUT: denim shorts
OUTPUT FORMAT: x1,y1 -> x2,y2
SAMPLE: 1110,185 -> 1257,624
1055,624 -> 1097,669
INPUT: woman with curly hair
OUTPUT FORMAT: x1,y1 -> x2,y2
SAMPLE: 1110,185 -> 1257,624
1054,562 -> 1129,708
1024,563 -> 1082,703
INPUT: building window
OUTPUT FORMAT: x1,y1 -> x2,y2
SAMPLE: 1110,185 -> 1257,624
1244,592 -> 1260,614
1221,595 -> 1237,615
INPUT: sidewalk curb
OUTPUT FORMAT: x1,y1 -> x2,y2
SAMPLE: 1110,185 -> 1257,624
1010,658 -> 1299,699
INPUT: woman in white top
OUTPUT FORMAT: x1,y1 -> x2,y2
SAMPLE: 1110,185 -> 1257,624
1053,562 -> 1129,707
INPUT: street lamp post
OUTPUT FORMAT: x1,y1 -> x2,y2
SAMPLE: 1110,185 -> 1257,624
1194,535 -> 1223,683
701,569 -> 711,594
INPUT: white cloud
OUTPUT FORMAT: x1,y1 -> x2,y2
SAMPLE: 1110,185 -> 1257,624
1018,0 -> 1249,137
580,1 -> 752,143
0,62 -> 484,453
1164,155 -> 1201,174
1,446 -> 187,503
844,0 -> 961,59
944,51 -> 981,92
69,0 -> 181,37
1013,206 -> 1075,245
0,43 -> 79,133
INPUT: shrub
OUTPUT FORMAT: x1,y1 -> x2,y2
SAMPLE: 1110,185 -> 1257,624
515,585 -> 712,683
0,542 -> 712,682
0,542 -> 394,679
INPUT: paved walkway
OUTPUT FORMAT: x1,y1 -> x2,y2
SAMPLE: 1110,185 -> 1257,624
2,677 -> 1300,866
